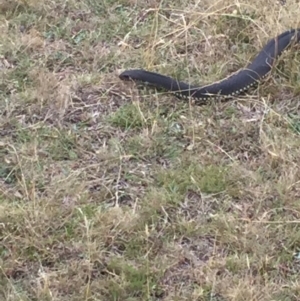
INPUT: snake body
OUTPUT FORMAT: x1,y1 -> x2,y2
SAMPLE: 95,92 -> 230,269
119,29 -> 300,104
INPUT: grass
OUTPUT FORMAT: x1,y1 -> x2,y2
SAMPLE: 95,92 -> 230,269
1,0 -> 300,300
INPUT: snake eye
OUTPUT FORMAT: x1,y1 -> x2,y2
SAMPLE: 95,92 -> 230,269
119,75 -> 130,80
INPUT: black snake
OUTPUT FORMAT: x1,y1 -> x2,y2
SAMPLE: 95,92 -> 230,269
119,29 -> 300,105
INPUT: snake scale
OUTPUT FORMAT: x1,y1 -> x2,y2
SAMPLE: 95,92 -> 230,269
119,29 -> 300,105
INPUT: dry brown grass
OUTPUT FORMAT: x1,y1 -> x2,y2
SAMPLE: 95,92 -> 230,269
1,0 -> 300,300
